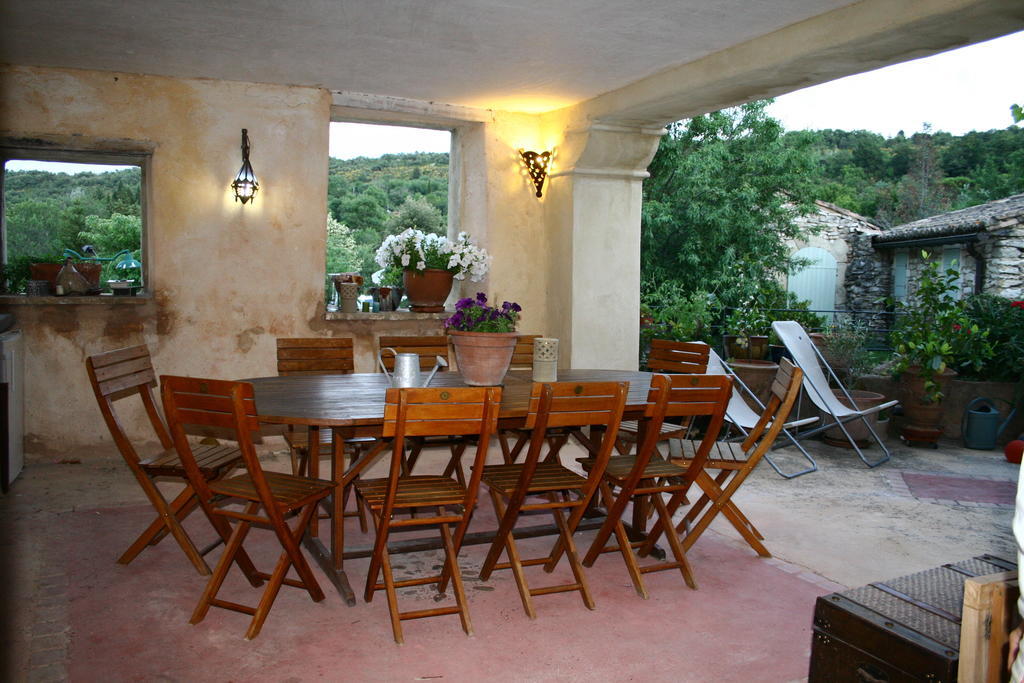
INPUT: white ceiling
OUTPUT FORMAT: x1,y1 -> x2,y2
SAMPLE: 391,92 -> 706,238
0,0 -> 861,113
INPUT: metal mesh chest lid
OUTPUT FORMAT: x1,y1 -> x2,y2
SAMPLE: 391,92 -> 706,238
839,555 -> 1015,650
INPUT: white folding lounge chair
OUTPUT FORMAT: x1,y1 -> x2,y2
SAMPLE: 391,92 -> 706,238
706,350 -> 820,479
771,320 -> 899,468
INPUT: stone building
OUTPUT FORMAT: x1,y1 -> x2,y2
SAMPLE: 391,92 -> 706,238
785,200 -> 885,313
873,193 -> 1024,301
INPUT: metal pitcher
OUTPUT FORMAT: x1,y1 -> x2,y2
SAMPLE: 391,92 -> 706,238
378,348 -> 447,388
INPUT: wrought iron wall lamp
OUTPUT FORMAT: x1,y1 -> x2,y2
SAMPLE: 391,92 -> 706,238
231,128 -> 259,204
520,149 -> 551,198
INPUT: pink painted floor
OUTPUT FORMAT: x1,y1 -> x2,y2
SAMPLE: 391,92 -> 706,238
51,498 -> 836,682
901,472 -> 1016,505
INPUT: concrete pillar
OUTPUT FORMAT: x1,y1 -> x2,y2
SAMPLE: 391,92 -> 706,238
544,123 -> 663,370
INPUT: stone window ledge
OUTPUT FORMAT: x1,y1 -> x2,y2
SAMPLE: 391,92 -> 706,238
324,309 -> 448,321
0,294 -> 152,305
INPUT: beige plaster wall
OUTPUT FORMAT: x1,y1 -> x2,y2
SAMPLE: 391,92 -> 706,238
1,66 -> 558,454
1,65 -> 337,453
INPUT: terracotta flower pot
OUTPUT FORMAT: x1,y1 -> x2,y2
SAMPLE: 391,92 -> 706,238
403,268 -> 454,312
729,359 -> 778,407
724,334 -> 769,360
822,389 -> 888,448
899,366 -> 957,441
30,261 -> 102,294
449,330 -> 518,386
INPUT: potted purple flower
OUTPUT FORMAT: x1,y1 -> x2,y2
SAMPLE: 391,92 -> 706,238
445,293 -> 521,386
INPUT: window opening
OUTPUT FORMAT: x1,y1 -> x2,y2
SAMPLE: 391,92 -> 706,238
3,157 -> 144,295
326,122 -> 450,310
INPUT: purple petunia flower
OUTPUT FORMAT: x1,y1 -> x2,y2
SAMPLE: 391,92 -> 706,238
443,293 -> 522,332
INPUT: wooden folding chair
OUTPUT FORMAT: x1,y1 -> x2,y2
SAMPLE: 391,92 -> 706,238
613,339 -> 711,455
276,337 -> 355,475
645,358 -> 803,559
276,337 -> 369,532
85,344 -> 243,575
497,333 -> 540,464
161,375 -> 335,640
578,374 -> 731,598
378,335 -> 449,371
377,335 -> 462,480
478,381 -> 628,619
354,386 -> 501,644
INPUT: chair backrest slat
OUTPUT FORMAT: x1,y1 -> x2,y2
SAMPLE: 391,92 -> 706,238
161,375 -> 267,505
382,387 -> 496,437
378,386 -> 502,526
510,334 -> 540,370
524,381 -> 628,428
636,373 -> 732,481
647,339 -> 710,374
277,337 -> 354,375
740,357 -> 803,454
86,344 -> 173,459
378,335 -> 449,371
161,377 -> 260,432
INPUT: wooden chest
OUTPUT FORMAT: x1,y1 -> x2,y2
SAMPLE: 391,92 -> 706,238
809,554 -> 1016,682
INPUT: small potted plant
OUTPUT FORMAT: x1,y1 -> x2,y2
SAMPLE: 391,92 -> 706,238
723,303 -> 770,360
444,292 -> 521,386
890,253 -> 991,442
373,228 -> 490,312
819,315 -> 889,447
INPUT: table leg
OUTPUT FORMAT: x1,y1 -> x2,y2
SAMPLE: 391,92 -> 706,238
331,428 -> 345,570
307,425 -> 320,536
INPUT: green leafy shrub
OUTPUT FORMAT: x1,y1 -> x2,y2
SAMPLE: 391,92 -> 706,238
891,254 -> 992,402
957,294 -> 1024,382
819,314 -> 874,387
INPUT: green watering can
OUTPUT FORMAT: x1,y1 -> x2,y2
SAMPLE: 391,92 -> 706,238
961,397 -> 1016,450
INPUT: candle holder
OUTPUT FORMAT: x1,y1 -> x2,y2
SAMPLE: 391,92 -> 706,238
532,337 -> 559,382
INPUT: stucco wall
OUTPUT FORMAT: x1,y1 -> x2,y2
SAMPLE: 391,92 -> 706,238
1,66 -> 334,452
0,65 -> 562,455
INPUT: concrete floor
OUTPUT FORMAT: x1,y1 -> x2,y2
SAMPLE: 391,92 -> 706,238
0,431 -> 1016,681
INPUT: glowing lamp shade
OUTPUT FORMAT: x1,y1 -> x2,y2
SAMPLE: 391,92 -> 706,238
231,128 -> 260,204
520,150 -> 551,198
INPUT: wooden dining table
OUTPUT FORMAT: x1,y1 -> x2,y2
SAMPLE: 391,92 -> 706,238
247,368 -> 656,605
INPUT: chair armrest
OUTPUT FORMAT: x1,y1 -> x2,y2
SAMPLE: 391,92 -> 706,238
783,416 -> 819,429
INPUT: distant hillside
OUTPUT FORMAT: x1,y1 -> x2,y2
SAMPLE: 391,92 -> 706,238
328,152 -> 448,216
783,125 -> 1024,226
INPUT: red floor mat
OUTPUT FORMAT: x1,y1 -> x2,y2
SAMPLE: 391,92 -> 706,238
902,472 -> 1016,505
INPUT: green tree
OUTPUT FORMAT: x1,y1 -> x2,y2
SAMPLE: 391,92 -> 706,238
325,216 -> 359,274
79,213 -> 141,256
891,126 -> 951,223
641,100 -> 818,308
384,195 -> 443,234
330,189 -> 388,234
4,199 -> 63,258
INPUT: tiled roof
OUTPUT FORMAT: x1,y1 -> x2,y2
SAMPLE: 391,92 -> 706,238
874,193 -> 1024,244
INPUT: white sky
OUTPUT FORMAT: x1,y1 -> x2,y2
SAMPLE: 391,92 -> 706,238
329,123 -> 450,160
766,30 -> 1023,137
6,30 -> 1020,174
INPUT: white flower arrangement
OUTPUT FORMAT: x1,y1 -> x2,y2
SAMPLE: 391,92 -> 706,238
372,228 -> 491,284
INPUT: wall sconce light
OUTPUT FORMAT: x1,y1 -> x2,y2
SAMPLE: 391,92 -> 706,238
520,149 -> 551,198
231,128 -> 259,204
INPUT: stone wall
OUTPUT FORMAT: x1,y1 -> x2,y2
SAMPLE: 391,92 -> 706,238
845,232 -> 889,312
981,223 -> 1024,299
788,201 -> 884,312
898,221 -> 1024,301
